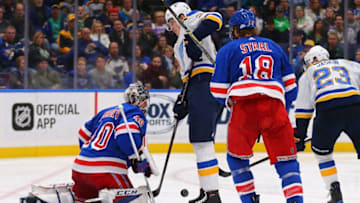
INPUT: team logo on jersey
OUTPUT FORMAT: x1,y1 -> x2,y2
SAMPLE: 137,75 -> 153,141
12,103 -> 34,131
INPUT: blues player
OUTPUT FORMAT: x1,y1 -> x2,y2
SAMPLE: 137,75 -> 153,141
210,9 -> 303,203
72,81 -> 152,202
295,45 -> 360,203
165,2 -> 224,202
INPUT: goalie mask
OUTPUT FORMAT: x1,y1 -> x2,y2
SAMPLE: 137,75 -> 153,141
124,81 -> 150,113
304,45 -> 330,67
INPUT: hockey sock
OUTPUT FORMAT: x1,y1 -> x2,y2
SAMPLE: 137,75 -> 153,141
275,160 -> 303,203
227,153 -> 256,203
192,141 -> 219,191
314,153 -> 338,190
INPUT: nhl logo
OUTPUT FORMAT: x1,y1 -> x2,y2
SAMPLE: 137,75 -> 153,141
12,103 -> 34,131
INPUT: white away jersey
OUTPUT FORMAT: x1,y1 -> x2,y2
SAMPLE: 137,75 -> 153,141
173,10 -> 222,82
295,59 -> 360,119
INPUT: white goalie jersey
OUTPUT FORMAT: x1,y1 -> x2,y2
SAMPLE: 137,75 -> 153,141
295,59 -> 360,119
173,10 -> 220,82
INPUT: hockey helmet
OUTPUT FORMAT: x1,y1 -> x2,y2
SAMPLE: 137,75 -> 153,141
304,45 -> 330,67
165,2 -> 191,24
229,9 -> 256,30
124,81 -> 150,113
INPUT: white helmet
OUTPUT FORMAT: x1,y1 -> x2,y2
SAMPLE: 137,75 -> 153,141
165,2 -> 191,24
124,81 -> 150,113
304,45 -> 330,67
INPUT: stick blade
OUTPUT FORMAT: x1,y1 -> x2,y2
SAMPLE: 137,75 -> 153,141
152,188 -> 160,197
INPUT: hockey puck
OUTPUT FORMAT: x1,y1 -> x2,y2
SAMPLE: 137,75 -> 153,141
180,188 -> 189,197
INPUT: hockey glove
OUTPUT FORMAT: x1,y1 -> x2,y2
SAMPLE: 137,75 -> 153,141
173,94 -> 188,120
184,34 -> 202,62
294,128 -> 305,152
130,155 -> 152,177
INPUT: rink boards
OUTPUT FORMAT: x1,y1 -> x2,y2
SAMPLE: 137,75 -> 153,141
0,90 -> 355,158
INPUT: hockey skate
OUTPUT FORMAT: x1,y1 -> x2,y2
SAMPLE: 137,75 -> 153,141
328,181 -> 343,203
251,193 -> 260,203
189,188 -> 221,203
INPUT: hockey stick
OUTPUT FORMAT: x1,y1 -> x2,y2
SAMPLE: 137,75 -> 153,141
162,0 -> 215,64
152,120 -> 179,197
250,138 -> 312,167
118,105 -> 155,203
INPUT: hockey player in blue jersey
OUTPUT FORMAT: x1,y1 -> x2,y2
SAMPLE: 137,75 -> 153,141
210,9 -> 303,203
165,2 -> 224,202
72,81 -> 153,202
295,45 -> 360,203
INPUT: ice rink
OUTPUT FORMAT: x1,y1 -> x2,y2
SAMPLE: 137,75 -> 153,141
0,153 -> 359,203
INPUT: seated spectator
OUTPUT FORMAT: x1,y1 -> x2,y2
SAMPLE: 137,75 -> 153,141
90,20 -> 110,48
57,13 -> 76,54
128,45 -> 151,70
105,42 -> 129,88
127,26 -> 152,57
325,31 -> 344,59
0,6 -> 10,37
305,0 -> 325,22
295,5 -> 314,35
29,32 -> 51,68
83,0 -> 105,18
42,4 -> 64,52
294,39 -> 315,79
9,56 -> 35,89
109,19 -> 129,56
348,9 -> 360,34
308,19 -> 328,46
29,0 -> 51,31
67,57 -> 95,89
219,4 -> 236,46
0,26 -> 22,71
163,45 -> 175,73
167,56 -> 182,89
153,34 -> 168,56
119,0 -> 142,25
262,0 -> 276,19
32,58 -> 62,89
330,14 -> 357,44
141,20 -> 158,54
10,3 -> 29,42
1,0 -> 15,21
328,0 -> 343,15
77,5 -> 88,31
323,7 -> 336,31
141,55 -> 168,89
291,30 -> 305,64
58,27 -> 108,71
151,10 -> 167,38
260,18 -> 282,43
59,2 -> 71,22
274,6 -> 289,33
89,55 -> 114,89
105,8 -> 120,33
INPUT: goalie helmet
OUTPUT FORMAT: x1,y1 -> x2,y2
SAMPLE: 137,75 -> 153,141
304,45 -> 330,67
165,2 -> 191,24
124,81 -> 150,113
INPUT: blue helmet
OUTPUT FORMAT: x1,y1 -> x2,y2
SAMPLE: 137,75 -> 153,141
229,9 -> 256,38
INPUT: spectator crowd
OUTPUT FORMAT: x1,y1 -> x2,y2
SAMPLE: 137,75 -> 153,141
1,0 -> 360,89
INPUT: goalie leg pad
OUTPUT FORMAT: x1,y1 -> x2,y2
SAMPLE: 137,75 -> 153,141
227,153 -> 256,203
314,153 -> 338,190
192,141 -> 219,191
275,160 -> 303,203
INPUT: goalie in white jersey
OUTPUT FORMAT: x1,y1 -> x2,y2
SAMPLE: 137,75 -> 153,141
294,45 -> 360,203
165,2 -> 224,202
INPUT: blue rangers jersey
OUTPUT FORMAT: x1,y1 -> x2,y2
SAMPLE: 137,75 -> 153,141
73,103 -> 147,175
210,36 -> 297,110
295,59 -> 360,119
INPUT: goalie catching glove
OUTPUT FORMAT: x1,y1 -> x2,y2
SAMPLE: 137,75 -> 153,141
130,151 -> 152,177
